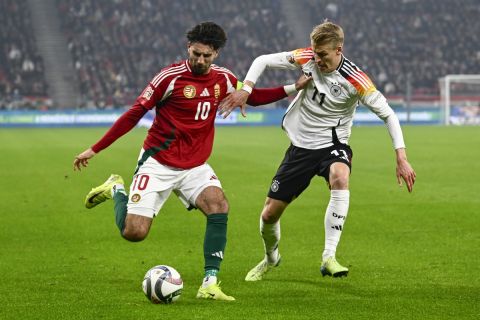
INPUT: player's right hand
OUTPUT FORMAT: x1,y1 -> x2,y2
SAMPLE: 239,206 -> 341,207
218,90 -> 249,118
73,148 -> 96,171
396,160 -> 416,193
295,74 -> 313,90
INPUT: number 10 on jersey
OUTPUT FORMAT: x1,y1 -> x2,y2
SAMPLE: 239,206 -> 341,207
195,101 -> 211,120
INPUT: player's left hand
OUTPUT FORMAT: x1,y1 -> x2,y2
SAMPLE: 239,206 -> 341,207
73,148 -> 96,171
396,159 -> 416,193
218,90 -> 250,118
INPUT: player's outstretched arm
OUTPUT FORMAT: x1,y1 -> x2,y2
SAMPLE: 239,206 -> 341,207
72,103 -> 148,172
218,81 -> 253,118
395,148 -> 416,192
73,147 -> 96,171
219,74 -> 311,118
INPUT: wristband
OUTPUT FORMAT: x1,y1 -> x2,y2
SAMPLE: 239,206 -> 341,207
283,84 -> 298,95
241,84 -> 253,94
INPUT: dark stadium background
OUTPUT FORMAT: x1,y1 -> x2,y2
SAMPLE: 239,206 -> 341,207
1,0 -> 479,111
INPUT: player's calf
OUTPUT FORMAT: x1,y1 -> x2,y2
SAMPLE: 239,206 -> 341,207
121,214 -> 152,242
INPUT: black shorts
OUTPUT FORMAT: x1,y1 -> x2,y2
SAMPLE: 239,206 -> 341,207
267,143 -> 353,203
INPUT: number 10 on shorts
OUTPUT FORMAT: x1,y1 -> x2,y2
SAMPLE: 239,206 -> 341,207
132,174 -> 150,191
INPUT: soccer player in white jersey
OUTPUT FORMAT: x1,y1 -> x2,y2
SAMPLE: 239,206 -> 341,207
219,21 -> 416,280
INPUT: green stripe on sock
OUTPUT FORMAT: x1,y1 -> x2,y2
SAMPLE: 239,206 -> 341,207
205,269 -> 218,278
113,192 -> 128,232
204,213 -> 228,272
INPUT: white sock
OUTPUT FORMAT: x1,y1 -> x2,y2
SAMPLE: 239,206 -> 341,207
111,184 -> 126,197
260,216 -> 281,264
202,275 -> 217,288
322,190 -> 350,261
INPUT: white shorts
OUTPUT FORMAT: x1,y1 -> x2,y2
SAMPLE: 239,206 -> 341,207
127,150 -> 222,218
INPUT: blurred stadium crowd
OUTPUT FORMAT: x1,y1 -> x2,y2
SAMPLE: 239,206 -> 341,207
1,0 -> 479,110
57,0 -> 297,109
1,1 -> 49,109
307,0 -> 480,96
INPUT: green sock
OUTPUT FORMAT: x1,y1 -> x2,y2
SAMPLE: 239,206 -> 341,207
113,192 -> 128,232
205,269 -> 218,278
204,213 -> 228,272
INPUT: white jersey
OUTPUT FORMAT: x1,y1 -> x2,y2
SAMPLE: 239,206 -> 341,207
244,48 -> 405,150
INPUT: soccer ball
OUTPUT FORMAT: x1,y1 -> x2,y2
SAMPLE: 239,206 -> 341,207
142,265 -> 183,304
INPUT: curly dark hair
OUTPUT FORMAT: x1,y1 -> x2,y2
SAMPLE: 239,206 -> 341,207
186,22 -> 227,51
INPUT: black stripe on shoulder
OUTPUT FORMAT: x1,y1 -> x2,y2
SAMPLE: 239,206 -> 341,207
342,57 -> 362,73
338,56 -> 362,79
336,55 -> 345,71
337,56 -> 349,79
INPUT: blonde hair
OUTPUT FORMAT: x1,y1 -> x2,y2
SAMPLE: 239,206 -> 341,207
310,20 -> 344,48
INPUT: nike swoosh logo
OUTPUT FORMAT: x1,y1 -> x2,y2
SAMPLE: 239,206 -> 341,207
88,192 -> 103,203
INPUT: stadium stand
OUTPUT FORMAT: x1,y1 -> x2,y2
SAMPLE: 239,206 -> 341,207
0,0 -> 49,110
304,0 -> 480,96
1,0 -> 478,108
56,0 -> 298,108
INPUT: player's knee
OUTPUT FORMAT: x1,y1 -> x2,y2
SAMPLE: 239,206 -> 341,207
261,212 -> 278,224
329,163 -> 350,189
196,187 -> 229,213
329,174 -> 349,189
122,226 -> 149,242
204,199 -> 229,213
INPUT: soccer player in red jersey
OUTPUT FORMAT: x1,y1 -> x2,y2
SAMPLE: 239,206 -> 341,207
73,22 -> 309,301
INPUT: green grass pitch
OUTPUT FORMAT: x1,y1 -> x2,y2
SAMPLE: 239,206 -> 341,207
0,125 -> 478,319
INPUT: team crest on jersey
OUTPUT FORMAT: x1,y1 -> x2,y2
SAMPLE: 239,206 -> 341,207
131,194 -> 141,202
183,85 -> 196,99
214,83 -> 220,99
330,83 -> 342,97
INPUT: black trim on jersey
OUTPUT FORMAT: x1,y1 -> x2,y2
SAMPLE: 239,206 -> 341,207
281,100 -> 297,131
134,129 -> 176,174
338,57 -> 362,81
331,119 -> 342,144
342,58 -> 361,72
336,55 -> 345,71
338,61 -> 349,80
332,127 -> 339,144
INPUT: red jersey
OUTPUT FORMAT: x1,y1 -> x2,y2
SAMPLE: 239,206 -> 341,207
137,60 -> 238,168
91,60 -> 289,169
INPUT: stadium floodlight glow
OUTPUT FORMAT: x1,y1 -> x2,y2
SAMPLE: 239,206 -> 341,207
439,74 -> 480,125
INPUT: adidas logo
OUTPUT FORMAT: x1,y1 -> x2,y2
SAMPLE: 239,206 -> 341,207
211,251 -> 224,259
331,225 -> 343,231
200,88 -> 210,97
